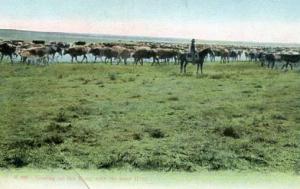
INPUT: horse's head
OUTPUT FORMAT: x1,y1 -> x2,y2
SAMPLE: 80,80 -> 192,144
207,48 -> 215,56
199,48 -> 214,57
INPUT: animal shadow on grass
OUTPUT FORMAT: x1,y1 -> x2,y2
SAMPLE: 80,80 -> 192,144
144,128 -> 166,139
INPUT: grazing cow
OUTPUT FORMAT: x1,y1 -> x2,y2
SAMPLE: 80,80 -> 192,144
112,46 -> 131,65
248,51 -> 257,62
74,41 -> 86,46
11,40 -> 24,46
210,49 -> 223,62
237,50 -> 243,61
244,51 -> 250,61
0,42 -> 17,63
280,54 -> 300,70
229,50 -> 238,61
32,40 -> 45,45
102,47 -> 119,64
156,48 -> 179,64
19,49 -> 38,64
64,46 -> 90,63
89,46 -> 104,63
45,44 -> 63,62
256,52 -> 266,66
262,53 -> 276,68
20,47 -> 50,65
220,49 -> 230,63
132,47 -> 158,65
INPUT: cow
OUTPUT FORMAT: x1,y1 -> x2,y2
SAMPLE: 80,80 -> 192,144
229,50 -> 238,61
132,47 -> 158,65
42,44 -> 64,62
74,41 -> 86,46
0,42 -> 17,63
64,46 -> 90,63
156,48 -> 179,64
112,46 -> 131,65
220,49 -> 230,63
32,40 -> 45,45
262,53 -> 276,68
102,47 -> 119,64
89,45 -> 105,63
280,54 -> 300,70
19,47 -> 50,65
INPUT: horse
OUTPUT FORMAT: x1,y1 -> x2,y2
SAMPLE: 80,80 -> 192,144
179,48 -> 214,74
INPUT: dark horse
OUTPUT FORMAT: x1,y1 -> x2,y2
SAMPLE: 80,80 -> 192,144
179,48 -> 214,74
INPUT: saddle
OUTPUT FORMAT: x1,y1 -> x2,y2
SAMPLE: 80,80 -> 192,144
186,53 -> 199,63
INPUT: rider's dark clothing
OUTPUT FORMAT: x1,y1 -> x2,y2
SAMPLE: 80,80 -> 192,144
190,41 -> 196,54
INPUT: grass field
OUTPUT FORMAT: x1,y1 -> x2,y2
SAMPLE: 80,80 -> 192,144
0,61 -> 299,172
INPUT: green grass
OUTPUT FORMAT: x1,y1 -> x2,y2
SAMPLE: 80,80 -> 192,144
0,61 -> 299,172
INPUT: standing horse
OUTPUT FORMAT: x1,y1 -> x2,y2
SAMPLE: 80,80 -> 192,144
179,48 -> 214,74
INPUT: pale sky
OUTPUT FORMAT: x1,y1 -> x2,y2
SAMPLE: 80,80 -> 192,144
1,0 -> 300,43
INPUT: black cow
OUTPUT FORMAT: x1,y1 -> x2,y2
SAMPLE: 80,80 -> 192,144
281,54 -> 300,70
0,42 -> 17,63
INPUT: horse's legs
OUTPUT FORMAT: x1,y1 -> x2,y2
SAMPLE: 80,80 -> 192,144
196,63 -> 200,75
184,62 -> 188,73
200,63 -> 203,74
180,60 -> 184,73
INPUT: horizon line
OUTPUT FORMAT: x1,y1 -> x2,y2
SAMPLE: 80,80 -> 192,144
1,28 -> 300,46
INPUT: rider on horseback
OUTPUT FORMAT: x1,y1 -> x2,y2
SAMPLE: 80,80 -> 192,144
189,39 -> 196,62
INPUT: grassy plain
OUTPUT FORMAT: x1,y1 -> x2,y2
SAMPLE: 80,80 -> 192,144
0,61 -> 299,172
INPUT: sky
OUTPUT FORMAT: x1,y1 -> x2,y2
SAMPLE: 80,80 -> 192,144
1,0 -> 300,43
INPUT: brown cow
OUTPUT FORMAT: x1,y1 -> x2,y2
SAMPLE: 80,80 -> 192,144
156,48 -> 179,64
19,47 -> 49,65
64,46 -> 90,63
112,46 -> 131,65
132,47 -> 158,65
102,47 -> 119,64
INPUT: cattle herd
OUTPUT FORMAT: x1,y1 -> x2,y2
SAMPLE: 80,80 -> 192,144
0,39 -> 300,71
